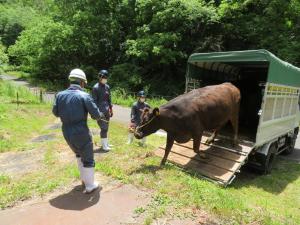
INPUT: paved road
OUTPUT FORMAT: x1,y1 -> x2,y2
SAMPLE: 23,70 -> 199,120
0,182 -> 152,225
0,181 -> 203,225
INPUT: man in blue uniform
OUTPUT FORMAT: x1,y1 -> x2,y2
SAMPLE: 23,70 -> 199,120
52,68 -> 104,194
92,69 -> 113,151
128,90 -> 150,146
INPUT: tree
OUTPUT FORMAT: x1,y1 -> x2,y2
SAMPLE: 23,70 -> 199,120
9,18 -> 73,79
123,0 -> 220,95
0,3 -> 40,47
219,0 -> 300,65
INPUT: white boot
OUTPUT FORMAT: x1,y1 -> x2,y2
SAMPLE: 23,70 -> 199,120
81,167 -> 99,194
127,133 -> 134,144
101,138 -> 111,151
138,137 -> 147,147
107,139 -> 114,148
141,137 -> 147,147
76,157 -> 84,187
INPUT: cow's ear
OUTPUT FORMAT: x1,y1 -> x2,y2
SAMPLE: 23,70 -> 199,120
153,107 -> 160,116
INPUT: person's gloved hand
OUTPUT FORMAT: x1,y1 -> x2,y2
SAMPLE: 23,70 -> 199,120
128,122 -> 136,133
109,107 -> 113,117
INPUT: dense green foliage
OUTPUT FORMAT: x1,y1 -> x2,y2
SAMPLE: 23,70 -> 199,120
0,42 -> 8,65
1,0 -> 300,95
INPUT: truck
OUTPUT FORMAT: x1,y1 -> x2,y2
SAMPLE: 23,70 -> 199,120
155,49 -> 300,186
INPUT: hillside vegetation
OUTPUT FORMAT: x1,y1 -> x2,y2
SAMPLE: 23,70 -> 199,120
1,0 -> 299,95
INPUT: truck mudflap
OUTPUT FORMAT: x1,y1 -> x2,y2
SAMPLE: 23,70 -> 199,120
154,135 -> 254,186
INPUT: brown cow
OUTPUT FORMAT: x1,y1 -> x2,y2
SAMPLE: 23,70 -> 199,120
134,82 -> 241,166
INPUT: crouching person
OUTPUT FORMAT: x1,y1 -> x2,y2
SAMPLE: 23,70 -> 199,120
52,69 -> 105,194
128,91 -> 150,146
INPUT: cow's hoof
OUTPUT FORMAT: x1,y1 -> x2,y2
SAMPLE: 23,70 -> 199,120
199,153 -> 209,159
205,138 -> 213,145
160,161 -> 166,167
231,142 -> 238,148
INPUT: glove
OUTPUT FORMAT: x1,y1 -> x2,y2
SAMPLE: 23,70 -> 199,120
109,107 -> 113,117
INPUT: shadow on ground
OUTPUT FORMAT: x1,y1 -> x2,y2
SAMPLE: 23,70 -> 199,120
233,157 -> 300,194
129,164 -> 162,175
49,185 -> 101,211
93,148 -> 110,154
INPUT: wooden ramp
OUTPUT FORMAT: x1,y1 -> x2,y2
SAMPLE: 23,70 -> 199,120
154,135 -> 254,186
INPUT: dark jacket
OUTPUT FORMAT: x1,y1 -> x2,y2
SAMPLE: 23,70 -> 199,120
52,84 -> 103,167
131,101 -> 150,125
52,84 -> 102,137
92,83 -> 112,113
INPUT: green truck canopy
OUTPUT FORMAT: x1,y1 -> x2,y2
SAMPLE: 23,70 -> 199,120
187,49 -> 300,87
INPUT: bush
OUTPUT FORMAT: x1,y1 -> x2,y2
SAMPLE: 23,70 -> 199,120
111,88 -> 167,108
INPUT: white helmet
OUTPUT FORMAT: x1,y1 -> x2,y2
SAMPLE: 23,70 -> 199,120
68,68 -> 87,84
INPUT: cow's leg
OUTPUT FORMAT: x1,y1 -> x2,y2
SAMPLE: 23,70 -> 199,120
160,133 -> 174,166
206,128 -> 220,145
194,134 -> 207,159
230,110 -> 239,147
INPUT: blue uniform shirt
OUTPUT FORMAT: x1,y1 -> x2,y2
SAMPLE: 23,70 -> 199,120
52,84 -> 102,126
92,83 -> 112,113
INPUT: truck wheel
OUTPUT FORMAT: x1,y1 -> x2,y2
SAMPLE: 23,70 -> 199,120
282,137 -> 296,155
282,129 -> 298,155
262,144 -> 277,174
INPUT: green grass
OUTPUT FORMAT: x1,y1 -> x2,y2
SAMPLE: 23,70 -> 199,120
0,79 -> 40,104
0,80 -> 53,152
0,112 -> 77,209
0,63 -> 29,79
5,70 -> 29,79
0,159 -> 78,209
0,79 -> 78,208
111,89 -> 168,108
0,119 -> 77,209
90,121 -> 300,225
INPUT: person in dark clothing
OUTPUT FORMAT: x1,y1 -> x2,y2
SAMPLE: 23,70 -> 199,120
52,69 -> 105,194
92,69 -> 113,151
128,90 -> 150,146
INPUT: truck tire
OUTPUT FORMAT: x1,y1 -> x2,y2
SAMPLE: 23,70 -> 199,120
261,144 -> 277,174
282,128 -> 298,155
282,137 -> 296,155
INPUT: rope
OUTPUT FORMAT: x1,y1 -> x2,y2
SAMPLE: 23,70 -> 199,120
98,118 -> 110,123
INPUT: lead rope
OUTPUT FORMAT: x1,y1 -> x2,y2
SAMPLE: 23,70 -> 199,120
98,118 -> 110,123
136,115 -> 157,130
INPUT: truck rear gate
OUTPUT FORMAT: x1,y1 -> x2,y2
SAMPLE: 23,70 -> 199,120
155,134 -> 253,186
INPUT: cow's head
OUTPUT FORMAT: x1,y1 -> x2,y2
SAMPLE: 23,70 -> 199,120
134,107 -> 160,139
